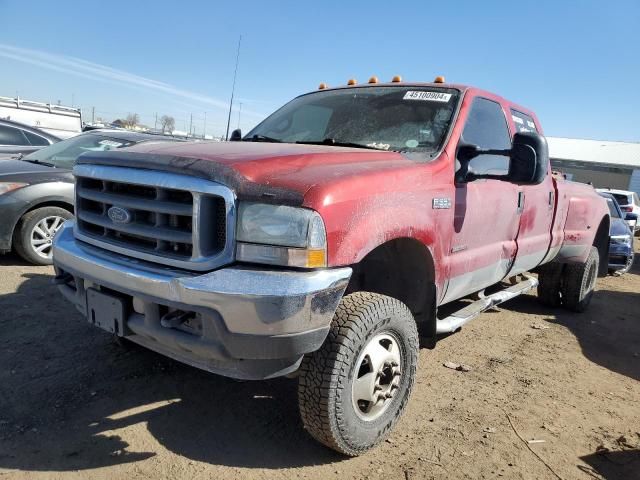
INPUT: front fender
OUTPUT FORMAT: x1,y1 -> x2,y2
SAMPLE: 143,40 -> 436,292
319,193 -> 446,287
1,181 -> 74,246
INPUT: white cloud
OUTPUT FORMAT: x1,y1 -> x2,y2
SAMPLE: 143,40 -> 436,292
0,44 -> 265,118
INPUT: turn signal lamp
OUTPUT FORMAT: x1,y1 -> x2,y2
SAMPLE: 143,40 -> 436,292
305,249 -> 327,268
318,83 -> 328,90
347,78 -> 357,86
391,75 -> 402,83
368,76 -> 379,84
434,76 -> 445,83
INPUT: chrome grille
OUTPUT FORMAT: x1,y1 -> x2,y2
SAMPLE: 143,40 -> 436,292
73,165 -> 236,271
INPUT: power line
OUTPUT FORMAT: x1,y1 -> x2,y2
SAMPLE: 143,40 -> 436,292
225,35 -> 242,141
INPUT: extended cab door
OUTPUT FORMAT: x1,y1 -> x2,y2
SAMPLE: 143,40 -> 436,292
507,109 -> 555,274
442,97 -> 521,303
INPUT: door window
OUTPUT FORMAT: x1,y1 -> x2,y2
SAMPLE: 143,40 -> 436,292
23,131 -> 50,146
460,98 -> 511,175
0,125 -> 29,146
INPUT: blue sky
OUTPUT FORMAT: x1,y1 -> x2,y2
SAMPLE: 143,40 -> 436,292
0,0 -> 638,141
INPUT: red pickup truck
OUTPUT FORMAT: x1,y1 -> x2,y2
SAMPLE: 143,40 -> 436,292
52,77 -> 609,455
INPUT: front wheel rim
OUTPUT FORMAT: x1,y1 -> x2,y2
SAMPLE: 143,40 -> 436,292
352,332 -> 403,421
30,216 -> 65,259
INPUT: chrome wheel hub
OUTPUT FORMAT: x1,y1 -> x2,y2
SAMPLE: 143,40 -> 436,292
352,332 -> 402,421
30,216 -> 65,259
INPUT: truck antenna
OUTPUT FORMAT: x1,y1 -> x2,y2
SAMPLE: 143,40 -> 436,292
225,35 -> 242,141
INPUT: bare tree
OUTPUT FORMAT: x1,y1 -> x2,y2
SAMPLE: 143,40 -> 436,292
124,113 -> 140,129
160,115 -> 175,133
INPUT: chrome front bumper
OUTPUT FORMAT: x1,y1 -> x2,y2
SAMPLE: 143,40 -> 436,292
52,222 -> 351,379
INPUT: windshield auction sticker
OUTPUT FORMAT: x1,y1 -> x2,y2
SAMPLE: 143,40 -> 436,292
403,91 -> 452,102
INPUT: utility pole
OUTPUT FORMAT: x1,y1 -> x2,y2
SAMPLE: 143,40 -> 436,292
237,102 -> 243,129
92,107 -> 95,123
154,112 -> 158,130
189,113 -> 193,137
203,112 -> 207,139
225,35 -> 242,141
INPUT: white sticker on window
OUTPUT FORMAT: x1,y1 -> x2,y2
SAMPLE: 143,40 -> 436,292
98,140 -> 124,147
403,91 -> 451,102
526,120 -> 536,129
512,115 -> 524,125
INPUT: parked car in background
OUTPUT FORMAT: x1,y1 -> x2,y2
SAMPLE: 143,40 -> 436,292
0,118 -> 61,157
0,130 -> 179,265
597,188 -> 640,234
598,192 -> 636,275
0,96 -> 82,139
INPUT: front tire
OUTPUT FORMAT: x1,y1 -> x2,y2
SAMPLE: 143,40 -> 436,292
13,206 -> 72,265
298,292 -> 419,456
561,246 -> 599,312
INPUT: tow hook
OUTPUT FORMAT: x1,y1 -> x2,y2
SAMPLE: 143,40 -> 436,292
160,309 -> 194,328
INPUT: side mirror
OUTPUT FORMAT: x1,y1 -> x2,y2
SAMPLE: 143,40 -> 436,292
455,132 -> 548,185
625,212 -> 639,222
508,132 -> 549,185
230,128 -> 242,141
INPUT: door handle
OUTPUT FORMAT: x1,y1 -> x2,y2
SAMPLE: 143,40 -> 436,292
517,191 -> 525,214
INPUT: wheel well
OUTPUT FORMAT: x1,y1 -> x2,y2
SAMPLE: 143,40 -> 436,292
11,201 -> 74,242
593,216 -> 610,277
345,238 -> 437,337
24,201 -> 74,216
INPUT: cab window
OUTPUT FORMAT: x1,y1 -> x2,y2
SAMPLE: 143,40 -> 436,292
460,97 -> 511,175
510,109 -> 538,133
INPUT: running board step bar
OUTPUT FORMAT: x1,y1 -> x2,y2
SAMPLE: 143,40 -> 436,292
436,276 -> 539,334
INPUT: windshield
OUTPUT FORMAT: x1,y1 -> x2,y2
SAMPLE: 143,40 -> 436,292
246,86 -> 460,153
23,133 -> 136,169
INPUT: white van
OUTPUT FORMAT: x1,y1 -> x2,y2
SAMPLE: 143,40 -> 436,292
0,96 -> 82,139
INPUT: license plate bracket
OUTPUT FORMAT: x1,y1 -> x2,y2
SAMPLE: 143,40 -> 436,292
86,288 -> 127,336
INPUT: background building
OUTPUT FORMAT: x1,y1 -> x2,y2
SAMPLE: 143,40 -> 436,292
547,137 -> 640,194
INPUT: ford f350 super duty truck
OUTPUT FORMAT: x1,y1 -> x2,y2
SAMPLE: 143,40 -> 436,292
52,77 -> 609,456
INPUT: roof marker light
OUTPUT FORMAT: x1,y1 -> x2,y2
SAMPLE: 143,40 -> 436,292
434,76 -> 445,83
318,83 -> 328,90
391,75 -> 402,83
347,78 -> 357,86
368,76 -> 379,84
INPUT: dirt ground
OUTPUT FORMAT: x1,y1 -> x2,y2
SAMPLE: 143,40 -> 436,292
1,246 -> 639,480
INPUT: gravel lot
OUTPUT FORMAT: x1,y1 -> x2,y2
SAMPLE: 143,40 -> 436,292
1,246 -> 639,480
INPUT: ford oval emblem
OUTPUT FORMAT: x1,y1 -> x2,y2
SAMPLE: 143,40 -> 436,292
107,206 -> 132,224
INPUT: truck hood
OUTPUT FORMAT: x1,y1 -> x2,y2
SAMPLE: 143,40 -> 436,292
120,141 -> 413,195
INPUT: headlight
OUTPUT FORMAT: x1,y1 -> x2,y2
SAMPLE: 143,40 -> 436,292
611,234 -> 631,245
236,202 -> 327,268
0,182 -> 28,195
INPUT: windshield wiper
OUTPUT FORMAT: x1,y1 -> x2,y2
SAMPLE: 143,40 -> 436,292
244,134 -> 282,143
296,138 -> 392,151
21,158 -> 55,167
